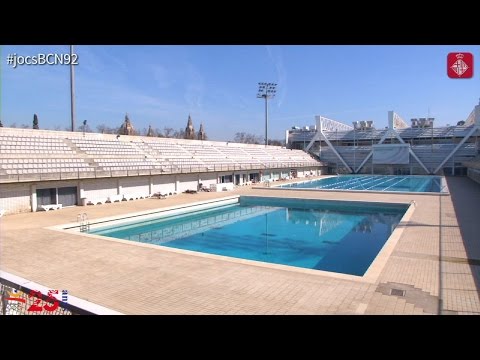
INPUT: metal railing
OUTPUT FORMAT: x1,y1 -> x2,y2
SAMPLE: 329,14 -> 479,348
0,161 -> 324,184
0,277 -> 91,315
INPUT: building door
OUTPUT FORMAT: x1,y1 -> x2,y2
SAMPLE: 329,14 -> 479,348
58,186 -> 78,207
36,188 -> 56,206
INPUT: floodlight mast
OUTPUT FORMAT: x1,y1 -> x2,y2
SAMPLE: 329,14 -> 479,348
257,82 -> 277,147
70,45 -> 76,132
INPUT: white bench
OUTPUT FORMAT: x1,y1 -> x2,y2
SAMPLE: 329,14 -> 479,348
40,204 -> 62,211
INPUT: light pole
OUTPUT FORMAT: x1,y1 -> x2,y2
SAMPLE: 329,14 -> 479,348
352,123 -> 356,173
257,82 -> 277,147
70,45 -> 76,132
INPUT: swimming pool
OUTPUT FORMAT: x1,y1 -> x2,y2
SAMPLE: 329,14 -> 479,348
89,196 -> 408,276
278,175 -> 446,193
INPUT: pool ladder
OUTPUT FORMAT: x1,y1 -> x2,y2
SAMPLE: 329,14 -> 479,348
78,213 -> 90,232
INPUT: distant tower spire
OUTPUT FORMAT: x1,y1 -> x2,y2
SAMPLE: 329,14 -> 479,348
119,113 -> 135,135
33,114 -> 39,129
185,114 -> 195,140
147,125 -> 155,137
197,123 -> 206,140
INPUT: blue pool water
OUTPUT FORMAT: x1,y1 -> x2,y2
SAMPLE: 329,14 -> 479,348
90,197 -> 408,276
279,175 -> 443,193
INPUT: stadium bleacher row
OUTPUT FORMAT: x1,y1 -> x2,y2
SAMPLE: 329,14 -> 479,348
0,130 -> 321,178
289,125 -> 477,143
318,143 -> 477,174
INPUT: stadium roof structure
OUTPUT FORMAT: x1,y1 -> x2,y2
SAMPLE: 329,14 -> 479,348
301,100 -> 480,175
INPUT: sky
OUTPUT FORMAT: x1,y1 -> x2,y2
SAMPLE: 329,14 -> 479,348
1,45 -> 479,141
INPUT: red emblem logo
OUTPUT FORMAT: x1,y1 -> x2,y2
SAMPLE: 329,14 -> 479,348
447,52 -> 473,78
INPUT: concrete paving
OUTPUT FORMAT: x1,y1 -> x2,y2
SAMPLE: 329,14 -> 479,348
1,176 -> 479,314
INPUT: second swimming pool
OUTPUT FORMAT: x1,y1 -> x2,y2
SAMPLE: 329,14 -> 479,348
278,175 -> 445,193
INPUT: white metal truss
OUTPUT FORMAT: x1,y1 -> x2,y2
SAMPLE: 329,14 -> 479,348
316,116 -> 353,132
433,102 -> 480,174
434,124 -> 479,174
305,117 -> 323,151
305,116 -> 353,172
308,105 -> 480,175
393,131 -> 431,175
355,112 -> 430,174
354,129 -> 392,173
391,112 -> 409,129
319,131 -> 353,173
305,116 -> 352,151
465,109 -> 475,126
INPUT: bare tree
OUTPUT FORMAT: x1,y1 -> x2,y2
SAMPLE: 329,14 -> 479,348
163,127 -> 175,138
53,125 -> 62,131
233,132 -> 262,144
97,124 -> 108,133
76,124 -> 93,133
96,124 -> 120,134
174,128 -> 186,139
20,124 -> 30,129
10,123 -> 17,128
268,139 -> 285,146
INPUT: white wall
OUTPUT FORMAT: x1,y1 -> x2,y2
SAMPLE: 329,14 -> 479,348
177,174 -> 198,192
0,183 -> 30,214
83,179 -> 118,202
0,166 -> 322,214
199,173 -> 217,188
119,177 -> 150,196
151,175 -> 176,194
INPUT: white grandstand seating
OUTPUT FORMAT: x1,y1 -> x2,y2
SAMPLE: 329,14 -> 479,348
71,138 -> 139,155
318,142 -> 477,175
316,125 -> 476,142
0,158 -> 93,175
0,128 -> 323,181
0,135 -> 74,154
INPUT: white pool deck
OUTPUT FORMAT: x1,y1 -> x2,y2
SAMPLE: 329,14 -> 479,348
1,176 -> 479,314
